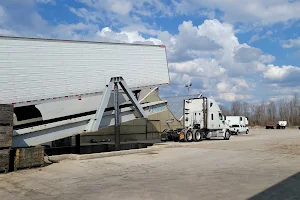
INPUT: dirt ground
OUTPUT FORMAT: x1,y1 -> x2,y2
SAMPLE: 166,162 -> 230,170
1,129 -> 300,200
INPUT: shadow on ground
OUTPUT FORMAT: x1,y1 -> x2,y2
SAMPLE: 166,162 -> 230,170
248,172 -> 300,200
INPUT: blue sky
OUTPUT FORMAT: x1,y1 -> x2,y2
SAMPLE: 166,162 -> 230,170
0,0 -> 300,104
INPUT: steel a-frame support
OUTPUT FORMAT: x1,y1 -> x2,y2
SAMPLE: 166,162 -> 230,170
89,77 -> 148,150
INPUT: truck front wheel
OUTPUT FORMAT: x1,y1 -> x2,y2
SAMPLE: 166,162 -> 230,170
224,130 -> 230,140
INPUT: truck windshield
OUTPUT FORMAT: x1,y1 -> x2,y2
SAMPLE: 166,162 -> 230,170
232,125 -> 239,127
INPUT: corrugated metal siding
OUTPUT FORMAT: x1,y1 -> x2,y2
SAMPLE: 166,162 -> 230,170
0,37 -> 169,104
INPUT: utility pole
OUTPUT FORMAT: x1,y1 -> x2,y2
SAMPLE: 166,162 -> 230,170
185,82 -> 192,95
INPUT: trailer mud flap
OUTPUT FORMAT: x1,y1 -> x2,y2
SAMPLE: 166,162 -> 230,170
179,132 -> 185,140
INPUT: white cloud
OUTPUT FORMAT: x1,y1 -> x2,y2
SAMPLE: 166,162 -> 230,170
155,19 -> 277,102
232,78 -> 250,90
269,95 -> 294,102
217,78 -> 250,93
259,54 -> 276,63
249,30 -> 273,43
217,82 -> 231,92
73,0 -> 173,35
69,7 -> 98,23
50,23 -> 98,40
96,27 -> 162,44
282,37 -> 300,48
197,19 -> 239,50
160,19 -> 274,74
198,10 -> 216,19
169,58 -> 226,78
110,0 -> 132,15
120,24 -> 158,36
216,77 -> 251,102
160,20 -> 222,62
172,0 -> 300,25
263,64 -> 300,81
218,93 -> 252,102
36,0 -> 55,4
234,46 -> 263,63
0,0 -> 50,37
169,72 -> 191,85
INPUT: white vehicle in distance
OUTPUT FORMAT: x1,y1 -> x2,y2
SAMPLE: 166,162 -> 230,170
226,116 -> 249,135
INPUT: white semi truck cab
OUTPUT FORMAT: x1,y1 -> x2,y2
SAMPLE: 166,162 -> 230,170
180,97 -> 231,141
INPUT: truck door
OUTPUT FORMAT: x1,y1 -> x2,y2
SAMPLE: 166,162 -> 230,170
240,117 -> 246,133
218,112 -> 225,129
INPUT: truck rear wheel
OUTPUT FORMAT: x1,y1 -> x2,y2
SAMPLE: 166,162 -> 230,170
193,130 -> 202,142
185,130 -> 193,142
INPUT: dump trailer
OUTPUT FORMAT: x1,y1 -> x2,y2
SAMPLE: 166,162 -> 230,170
226,116 -> 249,135
179,97 -> 231,142
0,36 -> 170,148
266,122 -> 275,129
277,121 -> 287,129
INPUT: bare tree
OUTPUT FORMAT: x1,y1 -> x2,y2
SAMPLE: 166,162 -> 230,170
219,105 -> 231,116
228,93 -> 300,127
266,101 -> 276,123
231,101 -> 242,115
242,102 -> 250,117
279,100 -> 289,124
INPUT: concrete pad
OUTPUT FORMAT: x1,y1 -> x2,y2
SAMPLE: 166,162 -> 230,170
2,129 -> 300,200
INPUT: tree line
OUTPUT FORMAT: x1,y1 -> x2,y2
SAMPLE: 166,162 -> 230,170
220,93 -> 300,127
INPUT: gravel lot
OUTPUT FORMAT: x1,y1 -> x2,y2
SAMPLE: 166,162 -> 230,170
1,129 -> 300,200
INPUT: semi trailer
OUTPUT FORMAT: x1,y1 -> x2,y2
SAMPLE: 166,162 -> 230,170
0,36 -> 170,148
164,97 -> 231,142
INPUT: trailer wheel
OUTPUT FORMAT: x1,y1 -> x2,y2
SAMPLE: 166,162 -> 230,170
193,130 -> 202,142
185,130 -> 193,142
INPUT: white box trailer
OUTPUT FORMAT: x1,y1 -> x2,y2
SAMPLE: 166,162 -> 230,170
226,116 -> 249,135
0,36 -> 170,147
0,36 -> 169,106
